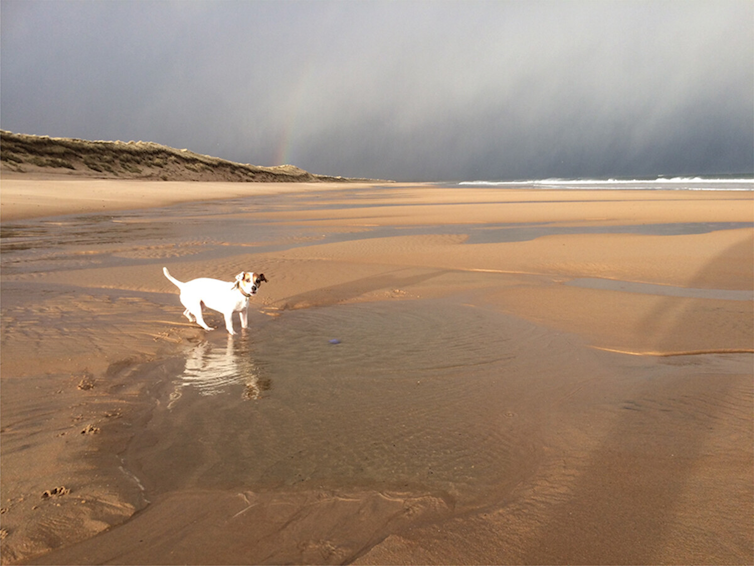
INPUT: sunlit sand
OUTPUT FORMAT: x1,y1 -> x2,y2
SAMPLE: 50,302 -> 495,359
1,178 -> 752,564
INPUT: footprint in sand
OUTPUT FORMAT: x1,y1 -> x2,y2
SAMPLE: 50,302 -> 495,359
41,486 -> 70,499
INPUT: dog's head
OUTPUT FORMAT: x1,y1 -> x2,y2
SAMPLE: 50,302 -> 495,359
234,272 -> 267,296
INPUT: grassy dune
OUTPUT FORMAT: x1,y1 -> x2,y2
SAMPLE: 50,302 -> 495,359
0,130 -> 365,182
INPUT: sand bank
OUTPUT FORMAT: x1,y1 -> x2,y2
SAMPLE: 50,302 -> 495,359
0,178 -> 389,222
1,180 -> 752,564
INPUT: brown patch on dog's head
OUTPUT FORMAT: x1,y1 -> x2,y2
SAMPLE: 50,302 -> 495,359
251,273 -> 266,294
233,272 -> 266,295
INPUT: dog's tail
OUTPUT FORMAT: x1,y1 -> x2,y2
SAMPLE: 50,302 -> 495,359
163,267 -> 183,289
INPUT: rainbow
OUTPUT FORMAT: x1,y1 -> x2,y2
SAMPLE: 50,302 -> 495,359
274,64 -> 315,166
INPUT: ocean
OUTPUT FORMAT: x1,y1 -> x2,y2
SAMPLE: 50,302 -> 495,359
458,176 -> 754,191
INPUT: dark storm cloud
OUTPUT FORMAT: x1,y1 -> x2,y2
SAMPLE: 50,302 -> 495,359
1,0 -> 751,180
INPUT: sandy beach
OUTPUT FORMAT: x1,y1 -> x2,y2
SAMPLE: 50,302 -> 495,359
1,178 -> 752,564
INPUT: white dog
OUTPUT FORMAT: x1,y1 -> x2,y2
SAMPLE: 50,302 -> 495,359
163,267 -> 267,335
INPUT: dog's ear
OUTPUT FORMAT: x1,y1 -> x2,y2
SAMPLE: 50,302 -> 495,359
258,273 -> 267,283
235,272 -> 244,282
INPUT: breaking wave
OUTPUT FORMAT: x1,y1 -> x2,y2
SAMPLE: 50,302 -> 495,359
459,177 -> 754,190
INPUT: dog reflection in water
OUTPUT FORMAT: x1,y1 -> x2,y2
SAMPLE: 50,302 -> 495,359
169,336 -> 269,407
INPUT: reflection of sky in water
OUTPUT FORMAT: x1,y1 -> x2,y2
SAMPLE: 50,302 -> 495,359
170,337 -> 268,407
140,299 -> 580,505
125,296 -> 754,516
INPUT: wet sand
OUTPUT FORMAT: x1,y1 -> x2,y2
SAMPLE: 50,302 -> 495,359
1,179 -> 752,564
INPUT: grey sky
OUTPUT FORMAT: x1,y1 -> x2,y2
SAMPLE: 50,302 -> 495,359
2,0 -> 751,181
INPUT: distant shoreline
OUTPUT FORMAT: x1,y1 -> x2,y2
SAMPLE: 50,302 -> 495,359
0,130 -> 384,184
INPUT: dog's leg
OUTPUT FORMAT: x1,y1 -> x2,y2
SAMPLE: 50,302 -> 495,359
180,294 -> 211,330
223,312 -> 236,335
239,307 -> 249,330
185,302 -> 213,331
193,310 -> 213,331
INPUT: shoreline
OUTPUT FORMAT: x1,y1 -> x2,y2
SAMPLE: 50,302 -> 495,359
1,180 -> 752,564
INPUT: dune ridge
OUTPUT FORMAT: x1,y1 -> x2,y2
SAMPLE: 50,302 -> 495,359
0,130 -> 378,183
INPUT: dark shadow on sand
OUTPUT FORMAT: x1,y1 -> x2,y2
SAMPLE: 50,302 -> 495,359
521,232 -> 754,564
